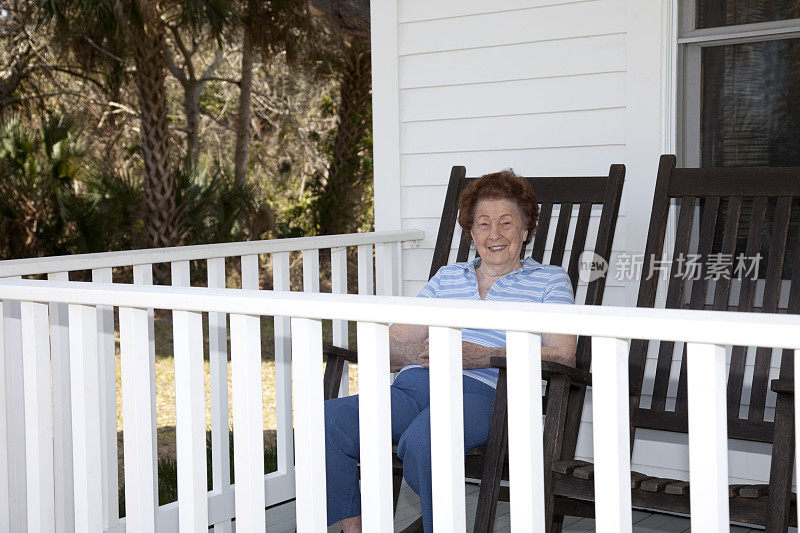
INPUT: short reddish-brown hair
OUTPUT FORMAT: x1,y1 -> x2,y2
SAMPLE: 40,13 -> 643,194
457,169 -> 539,245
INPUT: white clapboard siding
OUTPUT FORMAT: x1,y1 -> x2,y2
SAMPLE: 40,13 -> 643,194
399,33 -> 626,89
401,108 -> 626,154
393,0 -> 630,302
399,0 -> 625,56
400,146 -> 628,187
401,73 -> 626,123
399,0 -> 594,23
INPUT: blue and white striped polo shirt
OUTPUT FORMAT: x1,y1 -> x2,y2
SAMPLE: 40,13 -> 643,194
401,256 -> 574,388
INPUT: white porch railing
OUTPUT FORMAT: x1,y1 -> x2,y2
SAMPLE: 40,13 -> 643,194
1,278 -> 799,532
0,230 -> 422,533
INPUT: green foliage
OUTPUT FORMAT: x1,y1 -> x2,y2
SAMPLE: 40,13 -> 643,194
4,0 -> 376,258
273,177 -> 322,238
74,165 -> 145,253
0,115 -> 90,258
173,163 -> 273,244
0,116 -> 275,259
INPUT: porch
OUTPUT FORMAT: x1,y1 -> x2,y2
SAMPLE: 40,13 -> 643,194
270,481 -> 761,532
1,230 -> 799,532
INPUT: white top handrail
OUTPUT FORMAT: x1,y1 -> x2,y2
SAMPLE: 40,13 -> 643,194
1,279 -> 799,349
0,229 -> 424,277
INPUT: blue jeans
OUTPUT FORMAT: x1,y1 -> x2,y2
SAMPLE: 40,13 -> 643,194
324,367 -> 496,532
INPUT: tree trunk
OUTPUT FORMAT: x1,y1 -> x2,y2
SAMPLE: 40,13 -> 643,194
0,49 -> 33,116
134,11 -> 177,250
318,45 -> 371,235
234,25 -> 255,185
184,80 -> 202,166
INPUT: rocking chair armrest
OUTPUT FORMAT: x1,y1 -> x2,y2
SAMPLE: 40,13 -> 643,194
489,356 -> 591,388
770,378 -> 793,395
323,344 -> 359,364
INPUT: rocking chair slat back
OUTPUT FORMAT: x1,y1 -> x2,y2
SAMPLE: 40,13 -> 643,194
630,155 -> 800,446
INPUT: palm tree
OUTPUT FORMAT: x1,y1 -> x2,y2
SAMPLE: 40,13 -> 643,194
309,0 -> 374,235
131,0 -> 177,248
41,0 -> 217,249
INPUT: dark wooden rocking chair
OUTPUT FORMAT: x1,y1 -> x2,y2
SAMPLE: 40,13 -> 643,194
478,154 -> 800,532
321,163 -> 625,531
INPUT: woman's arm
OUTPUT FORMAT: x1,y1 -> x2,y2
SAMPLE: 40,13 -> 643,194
388,324 -> 429,371
541,332 -> 577,366
417,332 -> 577,369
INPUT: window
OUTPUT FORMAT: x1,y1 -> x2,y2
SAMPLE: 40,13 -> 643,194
679,0 -> 800,280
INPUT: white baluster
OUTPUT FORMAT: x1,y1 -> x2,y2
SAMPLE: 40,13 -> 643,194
393,241 -> 402,296
241,254 -> 259,290
207,257 -> 232,533
21,301 -> 55,532
3,289 -> 27,532
375,242 -> 394,296
273,252 -> 295,479
132,263 -> 157,364
356,322 -> 393,531
171,261 -> 209,531
331,247 -> 349,397
795,349 -> 800,531
68,304 -> 103,532
120,306 -> 158,533
91,267 -> 119,528
428,326 -> 466,532
506,331 -> 545,533
591,336 -> 632,533
132,264 -> 157,512
47,271 -> 75,533
687,342 -> 729,532
0,299 -> 9,533
303,249 -> 320,293
357,244 -> 374,296
291,317 -> 327,533
230,312 -> 266,532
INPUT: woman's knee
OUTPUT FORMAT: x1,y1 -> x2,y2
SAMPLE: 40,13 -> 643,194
324,396 -> 360,450
396,412 -> 431,463
325,395 -> 358,420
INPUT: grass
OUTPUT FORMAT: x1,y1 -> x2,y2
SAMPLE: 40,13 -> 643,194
113,310 -> 360,509
118,432 -> 280,517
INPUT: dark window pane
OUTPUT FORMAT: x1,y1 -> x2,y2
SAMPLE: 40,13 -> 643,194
698,0 -> 800,29
701,38 -> 800,280
701,39 -> 800,167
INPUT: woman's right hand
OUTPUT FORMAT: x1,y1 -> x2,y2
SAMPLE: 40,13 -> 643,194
417,338 -> 430,368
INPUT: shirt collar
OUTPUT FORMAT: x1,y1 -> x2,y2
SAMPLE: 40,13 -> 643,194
456,256 -> 543,275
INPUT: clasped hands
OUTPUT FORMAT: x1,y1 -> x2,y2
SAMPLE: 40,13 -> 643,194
388,338 -> 500,372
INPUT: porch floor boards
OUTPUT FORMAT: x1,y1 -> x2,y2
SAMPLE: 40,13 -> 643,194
255,481 -> 790,532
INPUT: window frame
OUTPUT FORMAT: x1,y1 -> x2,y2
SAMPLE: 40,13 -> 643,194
675,1 -> 800,288
677,0 -> 800,167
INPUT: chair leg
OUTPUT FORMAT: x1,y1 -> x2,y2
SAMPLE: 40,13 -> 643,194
473,368 -> 509,533
399,516 -> 425,533
765,390 -> 794,532
542,375 -> 570,530
392,465 -> 404,514
549,513 -> 565,533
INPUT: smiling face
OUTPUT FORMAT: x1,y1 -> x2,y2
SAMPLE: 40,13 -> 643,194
470,198 -> 529,275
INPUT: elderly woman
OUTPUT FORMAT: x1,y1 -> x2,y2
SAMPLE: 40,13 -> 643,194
325,170 -> 577,532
